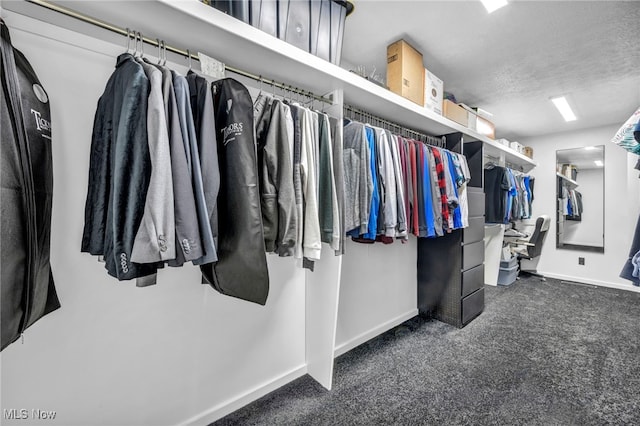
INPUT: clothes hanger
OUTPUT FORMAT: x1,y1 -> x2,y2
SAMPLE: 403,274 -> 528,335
125,28 -> 133,54
186,49 -> 192,70
136,32 -> 144,58
163,40 -> 168,66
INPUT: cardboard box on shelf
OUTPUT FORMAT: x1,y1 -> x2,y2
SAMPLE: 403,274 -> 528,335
475,115 -> 495,139
387,39 -> 424,106
443,100 -> 468,126
464,108 -> 495,139
424,68 -> 443,115
523,146 -> 534,159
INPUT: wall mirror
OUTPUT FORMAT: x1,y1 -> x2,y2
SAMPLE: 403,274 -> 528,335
555,146 -> 605,252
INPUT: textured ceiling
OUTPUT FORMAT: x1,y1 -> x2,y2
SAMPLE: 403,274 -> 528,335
341,0 -> 640,141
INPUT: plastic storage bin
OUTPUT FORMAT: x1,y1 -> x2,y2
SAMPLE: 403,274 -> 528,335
500,256 -> 518,269
250,0 -> 278,37
210,0 -> 250,23
207,0 -> 351,65
497,264 -> 518,286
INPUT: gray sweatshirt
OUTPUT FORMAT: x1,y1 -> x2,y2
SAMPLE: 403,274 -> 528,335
343,120 -> 372,234
387,132 -> 407,239
374,127 -> 397,238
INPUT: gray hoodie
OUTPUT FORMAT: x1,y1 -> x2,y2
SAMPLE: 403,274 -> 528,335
343,120 -> 372,234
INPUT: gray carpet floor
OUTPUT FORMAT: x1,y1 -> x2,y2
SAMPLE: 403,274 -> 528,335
214,277 -> 640,425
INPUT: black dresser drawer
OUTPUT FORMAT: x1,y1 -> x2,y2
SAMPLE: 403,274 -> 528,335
463,215 -> 485,244
462,264 -> 484,298
462,240 -> 484,271
468,188 -> 485,217
462,288 -> 484,325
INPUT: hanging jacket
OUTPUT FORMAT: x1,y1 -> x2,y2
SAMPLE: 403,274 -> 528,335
416,141 -> 427,237
421,145 -> 436,237
152,64 -> 203,266
186,71 -> 220,265
288,104 -> 305,258
408,140 -> 419,236
301,107 -> 322,259
329,116 -> 346,255
81,52 -> 157,281
201,78 -> 269,305
389,133 -> 407,239
254,94 -> 297,256
1,19 -> 60,350
317,112 -> 340,250
363,126 -> 379,240
431,147 -> 450,231
427,147 -> 444,236
131,58 -> 176,266
342,120 -> 370,235
172,71 -> 217,265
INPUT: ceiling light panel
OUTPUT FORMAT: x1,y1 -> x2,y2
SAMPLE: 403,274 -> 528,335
551,96 -> 577,122
481,0 -> 508,14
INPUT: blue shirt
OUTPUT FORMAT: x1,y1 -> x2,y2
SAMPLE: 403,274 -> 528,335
356,126 -> 379,240
445,151 -> 463,229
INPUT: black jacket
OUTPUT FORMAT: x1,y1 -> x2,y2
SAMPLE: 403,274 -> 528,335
201,78 -> 269,305
1,19 -> 60,350
81,53 -> 157,280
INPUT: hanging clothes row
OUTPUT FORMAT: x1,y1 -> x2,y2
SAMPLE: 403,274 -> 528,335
561,187 -> 583,221
81,42 -> 270,304
484,164 -> 534,224
342,116 -> 472,243
252,90 -> 345,270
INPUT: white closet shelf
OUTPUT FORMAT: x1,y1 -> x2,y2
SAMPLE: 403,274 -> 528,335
483,140 -> 537,172
7,0 -> 536,170
557,172 -> 579,188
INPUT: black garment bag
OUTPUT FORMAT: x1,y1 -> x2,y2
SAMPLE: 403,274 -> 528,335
201,78 -> 269,305
1,19 -> 60,351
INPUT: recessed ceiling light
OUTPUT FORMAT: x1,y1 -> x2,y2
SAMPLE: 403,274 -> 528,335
481,0 -> 508,13
551,96 -> 577,122
584,146 -> 596,150
594,160 -> 604,167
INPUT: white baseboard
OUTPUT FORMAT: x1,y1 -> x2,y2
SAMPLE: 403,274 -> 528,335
333,309 -> 419,358
540,272 -> 640,293
180,365 -> 308,426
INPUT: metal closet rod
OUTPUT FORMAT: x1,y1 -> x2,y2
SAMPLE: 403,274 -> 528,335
343,103 -> 445,147
26,0 -> 332,105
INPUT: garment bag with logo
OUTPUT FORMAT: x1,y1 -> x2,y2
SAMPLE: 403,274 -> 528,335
201,78 -> 269,305
1,19 -> 60,350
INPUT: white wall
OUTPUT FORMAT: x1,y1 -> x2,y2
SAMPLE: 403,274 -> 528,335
562,167 -> 604,247
522,124 -> 640,291
0,12 -> 308,426
335,238 -> 418,356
